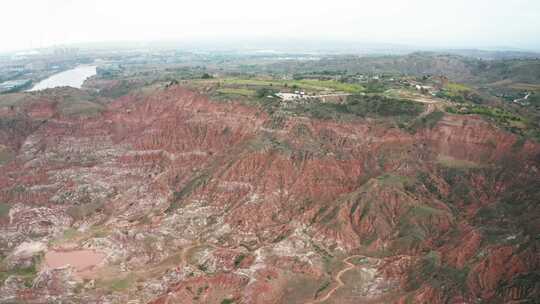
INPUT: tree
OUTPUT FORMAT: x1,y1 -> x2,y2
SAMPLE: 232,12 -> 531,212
201,73 -> 213,79
256,87 -> 276,98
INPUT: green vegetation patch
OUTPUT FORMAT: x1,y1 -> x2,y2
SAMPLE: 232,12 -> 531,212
0,93 -> 40,108
234,254 -> 246,267
216,88 -> 255,97
246,132 -> 293,154
0,145 -> 14,165
348,256 -> 369,265
526,92 -> 540,105
446,104 -> 521,120
437,154 -> 481,169
61,228 -> 80,240
280,274 -> 326,303
314,280 -> 331,298
475,180 -> 539,244
447,102 -> 540,141
396,218 -> 427,245
0,256 -> 40,287
60,100 -> 104,117
446,82 -> 472,93
408,111 -> 445,132
393,203 -> 450,253
376,174 -> 412,187
50,226 -> 111,247
167,171 -> 213,212
435,82 -> 480,103
406,251 -> 469,293
289,94 -> 423,121
346,94 -> 424,117
502,273 -> 540,295
320,206 -> 340,224
219,77 -> 364,93
408,205 -> 443,218
97,274 -> 135,292
295,79 -> 364,93
0,202 -> 11,218
66,201 -> 104,220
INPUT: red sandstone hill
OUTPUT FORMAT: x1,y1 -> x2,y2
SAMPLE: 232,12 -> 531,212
0,86 -> 538,303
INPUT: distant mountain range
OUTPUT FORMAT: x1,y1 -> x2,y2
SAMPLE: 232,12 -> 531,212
266,52 -> 540,84
3,39 -> 540,59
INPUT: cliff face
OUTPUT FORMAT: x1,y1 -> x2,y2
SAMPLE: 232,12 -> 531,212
0,86 -> 538,303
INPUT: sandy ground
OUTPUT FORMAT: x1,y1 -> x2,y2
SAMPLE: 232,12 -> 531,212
44,249 -> 105,279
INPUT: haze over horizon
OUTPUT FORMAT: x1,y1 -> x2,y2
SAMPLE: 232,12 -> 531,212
1,1 -> 540,303
2,0 -> 540,53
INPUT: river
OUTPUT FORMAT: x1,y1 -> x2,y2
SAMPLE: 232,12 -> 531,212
29,65 -> 97,91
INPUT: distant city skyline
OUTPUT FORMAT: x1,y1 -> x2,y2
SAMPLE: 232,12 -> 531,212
2,0 -> 540,53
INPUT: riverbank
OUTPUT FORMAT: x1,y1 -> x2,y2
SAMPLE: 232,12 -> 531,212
29,65 -> 97,91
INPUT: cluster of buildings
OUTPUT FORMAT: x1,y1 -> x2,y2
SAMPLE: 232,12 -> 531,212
275,90 -> 307,101
275,90 -> 351,104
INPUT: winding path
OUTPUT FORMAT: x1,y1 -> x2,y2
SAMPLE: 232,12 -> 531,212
305,255 -> 365,304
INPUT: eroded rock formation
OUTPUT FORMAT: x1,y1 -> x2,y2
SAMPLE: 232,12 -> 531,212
0,86 -> 538,303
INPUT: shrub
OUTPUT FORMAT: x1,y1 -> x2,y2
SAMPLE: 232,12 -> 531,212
290,94 -> 423,121
255,87 -> 277,98
66,201 -> 104,220
234,254 -> 246,267
0,203 -> 11,218
408,111 -> 445,132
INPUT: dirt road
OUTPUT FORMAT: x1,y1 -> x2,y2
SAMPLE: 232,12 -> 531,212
305,255 -> 365,304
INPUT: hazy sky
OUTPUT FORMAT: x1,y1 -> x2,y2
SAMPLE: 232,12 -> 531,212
2,0 -> 540,52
